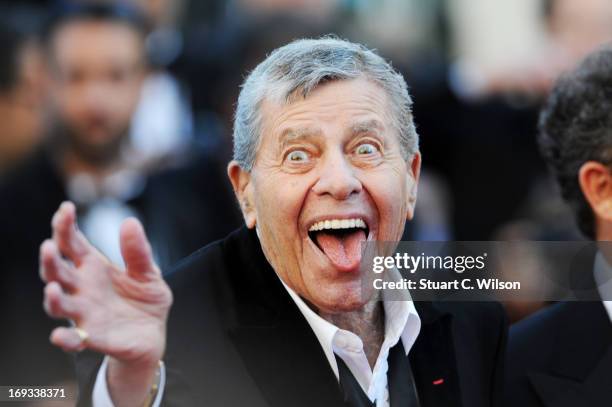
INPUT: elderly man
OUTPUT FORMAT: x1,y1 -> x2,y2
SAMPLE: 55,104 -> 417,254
505,46 -> 612,407
41,38 -> 506,407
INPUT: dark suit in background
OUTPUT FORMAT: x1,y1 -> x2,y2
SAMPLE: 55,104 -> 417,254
0,146 -> 241,386
506,301 -> 612,407
75,226 -> 507,407
506,250 -> 612,407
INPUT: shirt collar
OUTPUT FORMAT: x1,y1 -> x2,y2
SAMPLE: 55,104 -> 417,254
594,252 -> 612,324
280,272 -> 421,381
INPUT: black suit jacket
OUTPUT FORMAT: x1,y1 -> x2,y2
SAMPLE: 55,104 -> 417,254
506,247 -> 612,407
76,226 -> 506,407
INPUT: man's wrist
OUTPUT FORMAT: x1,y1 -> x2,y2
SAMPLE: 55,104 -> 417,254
141,361 -> 163,407
107,357 -> 162,407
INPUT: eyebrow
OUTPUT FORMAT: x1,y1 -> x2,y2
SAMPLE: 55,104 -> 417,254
350,119 -> 385,135
278,128 -> 324,151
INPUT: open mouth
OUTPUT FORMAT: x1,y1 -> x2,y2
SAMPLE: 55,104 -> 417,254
307,218 -> 370,271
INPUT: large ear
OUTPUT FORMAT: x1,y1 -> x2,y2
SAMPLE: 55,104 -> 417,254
579,161 -> 612,226
228,161 -> 257,228
406,152 -> 422,220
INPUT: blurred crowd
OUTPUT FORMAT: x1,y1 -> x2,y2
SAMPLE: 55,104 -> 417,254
1,0 -> 612,390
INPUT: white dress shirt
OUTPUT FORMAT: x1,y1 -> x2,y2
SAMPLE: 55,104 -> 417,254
93,357 -> 165,407
282,281 -> 421,407
593,252 -> 612,323
92,271 -> 421,407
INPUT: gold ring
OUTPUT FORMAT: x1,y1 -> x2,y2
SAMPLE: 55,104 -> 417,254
74,327 -> 89,343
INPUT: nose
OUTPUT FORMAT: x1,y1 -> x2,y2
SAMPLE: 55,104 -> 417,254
311,150 -> 362,200
82,81 -> 111,113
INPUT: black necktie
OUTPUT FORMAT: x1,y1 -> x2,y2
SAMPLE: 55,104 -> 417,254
336,340 -> 420,407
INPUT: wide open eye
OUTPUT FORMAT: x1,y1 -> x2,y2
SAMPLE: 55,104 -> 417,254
355,143 -> 378,155
286,150 -> 309,162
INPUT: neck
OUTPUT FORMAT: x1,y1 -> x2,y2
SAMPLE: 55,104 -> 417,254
319,300 -> 385,368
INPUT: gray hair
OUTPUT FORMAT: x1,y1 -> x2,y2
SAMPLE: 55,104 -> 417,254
232,37 -> 419,170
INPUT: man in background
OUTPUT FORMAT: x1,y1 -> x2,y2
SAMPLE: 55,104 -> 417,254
505,45 -> 612,407
0,2 -> 239,386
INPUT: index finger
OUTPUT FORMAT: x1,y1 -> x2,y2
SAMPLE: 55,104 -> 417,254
52,201 -> 92,265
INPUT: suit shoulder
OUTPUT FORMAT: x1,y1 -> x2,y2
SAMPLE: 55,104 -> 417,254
506,302 -> 571,383
504,303 -> 577,407
509,302 -> 568,351
164,227 -> 250,296
164,236 -> 226,290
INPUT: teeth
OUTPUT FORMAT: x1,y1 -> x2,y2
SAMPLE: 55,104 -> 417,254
308,218 -> 368,232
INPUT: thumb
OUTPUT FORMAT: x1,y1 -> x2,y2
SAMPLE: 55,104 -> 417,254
120,218 -> 159,281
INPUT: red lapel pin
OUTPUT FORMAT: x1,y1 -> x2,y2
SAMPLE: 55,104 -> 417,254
432,378 -> 444,385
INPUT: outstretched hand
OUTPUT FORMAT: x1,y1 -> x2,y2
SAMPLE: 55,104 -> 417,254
40,201 -> 172,368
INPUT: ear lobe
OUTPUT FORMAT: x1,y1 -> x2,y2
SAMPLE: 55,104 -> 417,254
579,161 -> 612,223
227,161 -> 257,228
406,152 -> 422,220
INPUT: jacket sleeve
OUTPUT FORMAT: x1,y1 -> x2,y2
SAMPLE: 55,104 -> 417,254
75,351 -> 195,407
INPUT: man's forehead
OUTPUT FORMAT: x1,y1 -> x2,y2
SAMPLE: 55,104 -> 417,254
263,76 -> 388,114
279,119 -> 385,137
277,118 -> 386,142
50,19 -> 144,58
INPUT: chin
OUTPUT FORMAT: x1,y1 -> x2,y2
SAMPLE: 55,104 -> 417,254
316,285 -> 372,313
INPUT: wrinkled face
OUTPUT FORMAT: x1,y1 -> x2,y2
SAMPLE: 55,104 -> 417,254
229,78 -> 420,313
47,20 -> 145,164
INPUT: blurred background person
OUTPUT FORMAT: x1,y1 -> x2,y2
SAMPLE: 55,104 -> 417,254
0,1 -> 240,386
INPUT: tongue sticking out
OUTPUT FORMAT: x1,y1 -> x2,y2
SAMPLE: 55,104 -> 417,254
315,229 -> 366,271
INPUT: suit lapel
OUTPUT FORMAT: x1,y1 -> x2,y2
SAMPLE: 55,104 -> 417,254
528,301 -> 612,407
228,308 -> 346,407
529,346 -> 612,407
221,228 -> 345,407
410,302 -> 462,407
581,347 -> 612,406
528,373 -> 588,407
